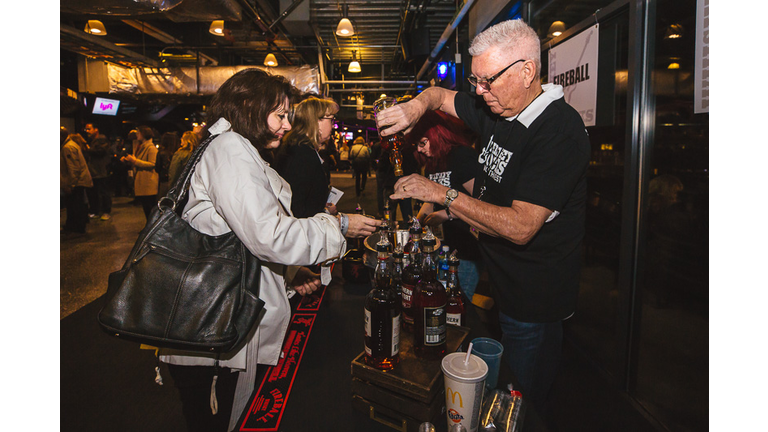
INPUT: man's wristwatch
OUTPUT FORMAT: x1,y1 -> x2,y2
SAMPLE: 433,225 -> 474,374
444,188 -> 459,209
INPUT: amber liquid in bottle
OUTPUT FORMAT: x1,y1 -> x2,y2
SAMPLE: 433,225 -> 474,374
413,240 -> 447,359
391,249 -> 404,314
401,228 -> 422,332
445,256 -> 467,327
364,244 -> 401,371
388,134 -> 404,177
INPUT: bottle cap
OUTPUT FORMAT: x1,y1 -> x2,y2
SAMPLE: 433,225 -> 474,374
409,217 -> 421,233
422,227 -> 437,248
448,249 -> 460,265
376,235 -> 391,252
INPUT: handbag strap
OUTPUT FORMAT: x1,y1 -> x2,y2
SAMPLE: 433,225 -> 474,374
161,134 -> 218,211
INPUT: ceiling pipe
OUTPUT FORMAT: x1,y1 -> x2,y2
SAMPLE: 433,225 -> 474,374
268,0 -> 307,31
60,24 -> 160,68
413,0 -> 475,87
326,80 -> 429,85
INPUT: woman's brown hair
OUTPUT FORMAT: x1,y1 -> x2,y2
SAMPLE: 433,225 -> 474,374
206,68 -> 295,149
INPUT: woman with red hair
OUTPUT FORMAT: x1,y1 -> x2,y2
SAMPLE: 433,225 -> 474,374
406,110 -> 483,301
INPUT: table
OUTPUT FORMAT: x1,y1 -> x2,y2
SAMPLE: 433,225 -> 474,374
233,266 -> 548,432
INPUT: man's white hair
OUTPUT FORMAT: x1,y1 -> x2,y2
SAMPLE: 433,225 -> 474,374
469,19 -> 541,73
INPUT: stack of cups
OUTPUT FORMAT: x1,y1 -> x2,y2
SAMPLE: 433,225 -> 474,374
441,346 -> 488,432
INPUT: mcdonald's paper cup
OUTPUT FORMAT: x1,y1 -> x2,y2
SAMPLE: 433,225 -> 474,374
441,352 -> 488,432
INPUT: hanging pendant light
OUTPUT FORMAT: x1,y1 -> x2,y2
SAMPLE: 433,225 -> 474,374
84,20 -> 107,36
548,21 -> 566,38
336,4 -> 355,37
348,51 -> 361,73
209,20 -> 225,36
264,53 -> 278,67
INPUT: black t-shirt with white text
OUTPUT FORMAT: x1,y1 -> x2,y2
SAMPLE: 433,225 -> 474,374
424,145 -> 481,261
454,87 -> 590,322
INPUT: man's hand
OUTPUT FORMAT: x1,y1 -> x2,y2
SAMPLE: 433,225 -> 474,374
376,98 -> 427,137
389,174 -> 446,205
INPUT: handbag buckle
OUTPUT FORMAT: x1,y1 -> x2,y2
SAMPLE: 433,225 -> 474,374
157,197 -> 177,212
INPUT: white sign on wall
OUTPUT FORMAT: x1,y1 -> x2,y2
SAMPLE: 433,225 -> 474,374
694,0 -> 709,113
548,24 -> 599,126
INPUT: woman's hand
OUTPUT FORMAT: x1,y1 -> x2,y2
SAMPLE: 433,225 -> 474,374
291,266 -> 322,296
346,214 -> 381,238
121,154 -> 137,165
424,210 -> 450,227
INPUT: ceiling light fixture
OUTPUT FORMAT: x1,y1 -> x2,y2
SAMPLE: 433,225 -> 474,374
548,21 -> 566,38
264,53 -> 278,67
84,20 -> 107,36
664,24 -> 684,39
209,20 -> 225,36
348,51 -> 361,73
336,4 -> 355,37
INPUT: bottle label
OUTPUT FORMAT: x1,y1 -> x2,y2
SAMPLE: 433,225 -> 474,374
423,305 -> 447,345
364,308 -> 371,337
401,283 -> 414,321
446,313 -> 462,327
391,313 -> 401,355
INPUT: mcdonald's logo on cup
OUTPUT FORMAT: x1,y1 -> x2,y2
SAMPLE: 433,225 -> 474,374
447,387 -> 464,407
441,352 -> 488,432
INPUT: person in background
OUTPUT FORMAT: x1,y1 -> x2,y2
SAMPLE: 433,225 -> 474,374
274,97 -> 340,218
60,127 -> 70,147
371,138 -> 417,221
61,133 -> 93,234
121,125 -> 158,221
337,136 -> 350,171
378,19 -> 591,413
83,122 -> 113,221
156,68 -> 379,432
156,131 -> 180,198
349,136 -> 371,198
167,131 -> 200,187
407,110 -> 483,301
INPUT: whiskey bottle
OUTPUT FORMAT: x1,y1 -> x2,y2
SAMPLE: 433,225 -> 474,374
413,229 -> 447,359
364,236 -> 401,370
445,250 -> 467,327
391,247 -> 405,312
403,217 -> 422,268
401,219 -> 423,332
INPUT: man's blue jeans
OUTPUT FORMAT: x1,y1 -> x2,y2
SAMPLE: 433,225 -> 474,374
457,259 -> 482,301
497,312 -> 563,412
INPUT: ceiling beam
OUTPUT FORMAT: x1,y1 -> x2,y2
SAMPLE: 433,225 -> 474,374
60,24 -> 160,68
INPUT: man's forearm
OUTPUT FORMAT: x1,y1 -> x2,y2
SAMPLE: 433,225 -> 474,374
441,189 -> 549,246
413,87 -> 458,118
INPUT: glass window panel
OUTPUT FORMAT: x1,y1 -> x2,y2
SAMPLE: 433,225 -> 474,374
634,0 -> 709,430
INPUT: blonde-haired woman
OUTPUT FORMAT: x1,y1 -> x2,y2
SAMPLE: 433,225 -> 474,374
167,130 -> 200,187
274,97 -> 340,218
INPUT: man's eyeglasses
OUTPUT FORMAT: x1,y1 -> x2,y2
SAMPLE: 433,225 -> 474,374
467,59 -> 525,91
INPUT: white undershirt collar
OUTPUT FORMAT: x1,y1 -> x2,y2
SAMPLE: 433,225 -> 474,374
504,83 -> 563,128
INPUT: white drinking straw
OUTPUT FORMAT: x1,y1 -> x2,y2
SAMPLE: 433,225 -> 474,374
464,342 -> 474,365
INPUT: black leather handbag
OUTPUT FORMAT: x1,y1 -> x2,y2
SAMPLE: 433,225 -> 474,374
98,135 -> 265,353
